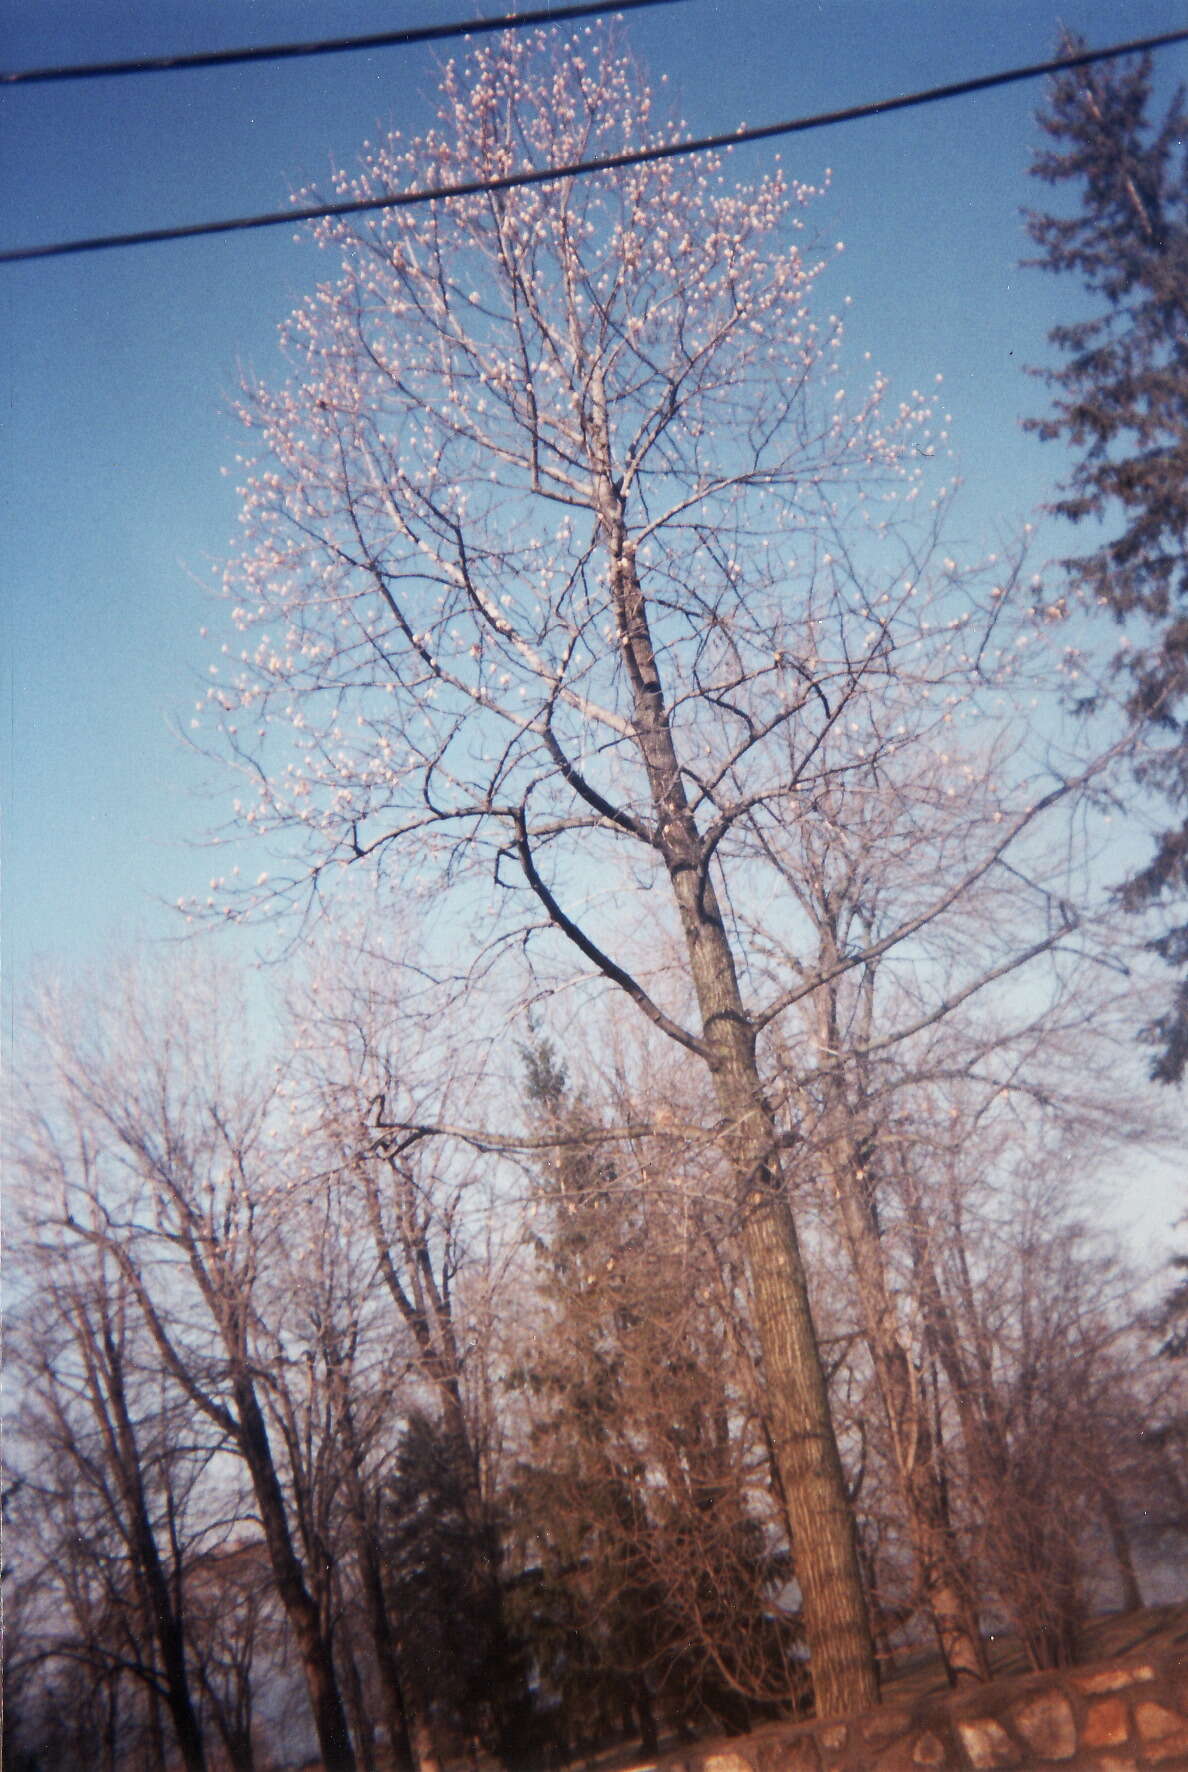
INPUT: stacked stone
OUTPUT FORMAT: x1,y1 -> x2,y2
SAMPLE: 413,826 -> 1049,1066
638,1646 -> 1188,1772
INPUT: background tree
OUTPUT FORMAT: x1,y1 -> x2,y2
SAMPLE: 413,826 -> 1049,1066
512,1041 -> 666,1756
5,939 -> 1181,1768
186,1537 -> 276,1772
7,1261 -> 211,1772
257,1159 -> 422,1772
885,1075 -> 1175,1665
1026,38 -> 1188,1079
296,962 -> 536,1768
12,967 -> 361,1772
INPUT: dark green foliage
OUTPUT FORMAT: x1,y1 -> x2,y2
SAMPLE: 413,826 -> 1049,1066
384,1411 -> 528,1755
1025,38 -> 1188,1079
510,1044 -> 807,1749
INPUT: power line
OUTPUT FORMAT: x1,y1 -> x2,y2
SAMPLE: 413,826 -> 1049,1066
1,0 -> 688,85
3,27 -> 1185,266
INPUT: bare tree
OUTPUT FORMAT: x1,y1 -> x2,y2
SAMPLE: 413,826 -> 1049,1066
199,24 -> 1132,1710
7,1190 -> 213,1772
704,548 -> 1179,1679
261,1145 -> 424,1772
13,966 -> 361,1772
4,1445 -> 183,1772
292,963 -> 536,1768
186,1536 -> 278,1772
886,1079 -> 1172,1667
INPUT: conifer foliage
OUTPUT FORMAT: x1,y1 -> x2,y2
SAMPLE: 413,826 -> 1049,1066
1026,40 -> 1188,1079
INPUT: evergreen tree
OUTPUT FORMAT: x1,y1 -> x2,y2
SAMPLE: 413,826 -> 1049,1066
512,1044 -> 805,1747
383,1411 -> 485,1738
1025,38 -> 1188,1079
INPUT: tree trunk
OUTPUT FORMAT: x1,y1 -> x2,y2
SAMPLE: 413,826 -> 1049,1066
858,1537 -> 898,1674
233,1375 -> 358,1772
595,467 -> 878,1716
823,1131 -> 988,1685
634,1678 -> 659,1758
352,1510 -> 419,1772
144,1677 -> 168,1772
100,1327 -> 209,1772
341,1640 -> 378,1772
102,1672 -> 120,1772
899,1171 -> 1082,1673
213,1713 -> 257,1772
735,1176 -> 879,1714
1099,1483 -> 1144,1612
328,1380 -> 419,1772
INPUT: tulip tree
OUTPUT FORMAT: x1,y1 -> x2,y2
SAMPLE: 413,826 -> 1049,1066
207,27 -> 1090,1714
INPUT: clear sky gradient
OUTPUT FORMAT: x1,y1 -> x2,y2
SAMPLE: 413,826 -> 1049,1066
2,2 -> 1185,1244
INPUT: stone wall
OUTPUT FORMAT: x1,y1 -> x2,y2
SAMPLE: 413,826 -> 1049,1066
644,1645 -> 1188,1772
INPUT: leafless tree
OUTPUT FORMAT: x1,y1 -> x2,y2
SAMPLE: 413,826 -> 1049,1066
12,965 -> 362,1772
289,961 -> 537,1769
886,1080 -> 1176,1667
199,25 -> 1135,1712
186,1536 -> 279,1772
7,1178 -> 215,1772
258,1142 -> 426,1772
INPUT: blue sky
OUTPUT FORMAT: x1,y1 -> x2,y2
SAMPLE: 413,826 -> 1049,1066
2,1 -> 1186,1243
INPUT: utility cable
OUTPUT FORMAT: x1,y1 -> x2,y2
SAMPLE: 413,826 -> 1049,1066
1,0 -> 687,85
2,27 -> 1185,266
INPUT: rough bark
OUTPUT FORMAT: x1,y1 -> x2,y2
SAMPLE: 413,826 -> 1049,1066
594,453 -> 878,1717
